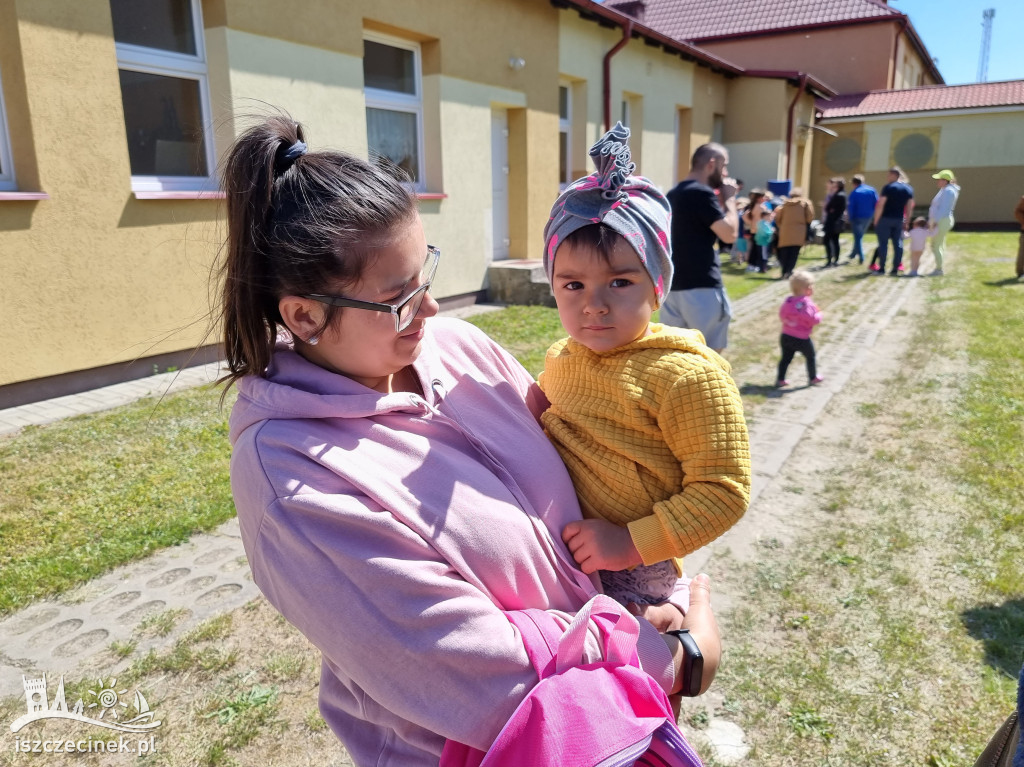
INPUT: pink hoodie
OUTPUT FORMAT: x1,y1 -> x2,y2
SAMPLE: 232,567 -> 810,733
779,295 -> 822,340
228,317 -> 677,766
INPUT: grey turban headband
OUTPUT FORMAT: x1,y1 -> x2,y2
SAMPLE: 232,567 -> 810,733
543,122 -> 673,303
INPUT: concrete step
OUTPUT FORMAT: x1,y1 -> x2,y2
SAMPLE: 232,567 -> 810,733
487,259 -> 555,307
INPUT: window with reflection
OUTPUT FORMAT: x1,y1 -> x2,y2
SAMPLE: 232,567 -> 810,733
363,34 -> 423,188
110,0 -> 214,190
0,63 -> 15,191
559,84 -> 572,188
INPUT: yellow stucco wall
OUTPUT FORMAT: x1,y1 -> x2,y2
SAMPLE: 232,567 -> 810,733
557,10 -> 738,193
815,110 -> 1024,223
722,77 -> 787,188
0,0 -> 561,388
0,0 -> 223,386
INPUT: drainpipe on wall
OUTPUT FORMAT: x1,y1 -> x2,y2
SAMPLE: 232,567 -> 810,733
603,20 -> 634,132
784,73 -> 808,181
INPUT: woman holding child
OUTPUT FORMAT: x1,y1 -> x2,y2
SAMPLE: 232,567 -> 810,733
220,115 -> 725,766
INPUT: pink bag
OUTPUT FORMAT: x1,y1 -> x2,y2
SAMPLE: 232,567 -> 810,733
441,595 -> 704,767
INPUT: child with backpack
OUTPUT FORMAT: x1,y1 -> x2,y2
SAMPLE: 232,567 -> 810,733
539,123 -> 751,610
776,269 -> 823,387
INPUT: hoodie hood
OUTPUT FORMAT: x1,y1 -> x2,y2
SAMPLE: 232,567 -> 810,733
229,343 -> 427,445
557,322 -> 729,373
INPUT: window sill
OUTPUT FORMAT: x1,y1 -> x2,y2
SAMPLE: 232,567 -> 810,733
417,192 -> 447,201
0,191 -> 50,201
133,190 -> 226,200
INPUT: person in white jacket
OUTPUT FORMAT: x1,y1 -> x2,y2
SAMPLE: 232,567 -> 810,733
928,169 -> 961,276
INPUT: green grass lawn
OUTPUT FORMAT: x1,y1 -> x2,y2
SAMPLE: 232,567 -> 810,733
0,233 -> 1014,630
712,232 -> 1024,765
0,387 -> 236,614
1,233 -> 1020,766
0,248 -> 809,615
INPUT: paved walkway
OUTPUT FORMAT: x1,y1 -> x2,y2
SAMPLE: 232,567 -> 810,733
0,268 -> 932,761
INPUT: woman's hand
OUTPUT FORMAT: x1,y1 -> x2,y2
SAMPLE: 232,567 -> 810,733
660,573 -> 721,696
562,519 -> 642,574
679,573 -> 721,695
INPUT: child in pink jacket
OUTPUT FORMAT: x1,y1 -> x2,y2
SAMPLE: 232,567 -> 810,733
776,269 -> 823,387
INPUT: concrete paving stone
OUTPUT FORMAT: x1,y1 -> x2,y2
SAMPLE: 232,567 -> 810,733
748,419 -> 807,476
748,471 -> 772,505
701,719 -> 751,765
10,401 -> 62,418
685,544 -> 712,575
0,527 -> 257,698
0,412 -> 37,432
788,385 -> 838,425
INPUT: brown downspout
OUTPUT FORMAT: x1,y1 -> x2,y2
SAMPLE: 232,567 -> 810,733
603,20 -> 633,132
784,73 -> 808,180
890,17 -> 909,89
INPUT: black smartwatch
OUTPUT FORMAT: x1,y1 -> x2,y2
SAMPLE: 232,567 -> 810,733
666,629 -> 704,697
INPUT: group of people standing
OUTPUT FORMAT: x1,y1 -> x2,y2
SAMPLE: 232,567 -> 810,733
732,166 -> 962,281
820,166 -> 961,277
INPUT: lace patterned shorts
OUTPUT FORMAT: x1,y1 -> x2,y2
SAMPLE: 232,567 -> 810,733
599,560 -> 679,606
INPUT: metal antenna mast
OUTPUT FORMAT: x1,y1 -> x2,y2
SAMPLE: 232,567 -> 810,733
977,8 -> 995,82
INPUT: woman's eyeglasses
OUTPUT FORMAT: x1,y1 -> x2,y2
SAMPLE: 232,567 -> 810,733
303,246 -> 440,333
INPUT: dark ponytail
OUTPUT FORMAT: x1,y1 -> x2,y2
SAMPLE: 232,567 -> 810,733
218,114 -> 417,386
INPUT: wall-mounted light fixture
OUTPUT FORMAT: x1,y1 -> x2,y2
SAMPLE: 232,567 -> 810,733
799,123 -> 838,137
509,57 -> 526,71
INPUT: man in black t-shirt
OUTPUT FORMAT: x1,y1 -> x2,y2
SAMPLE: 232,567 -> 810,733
661,143 -> 739,352
872,166 -> 915,275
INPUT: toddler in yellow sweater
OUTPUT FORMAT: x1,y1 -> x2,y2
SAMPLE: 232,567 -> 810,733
540,123 -> 751,608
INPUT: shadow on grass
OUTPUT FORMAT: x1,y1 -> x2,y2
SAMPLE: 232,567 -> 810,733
835,268 -> 882,282
982,277 -> 1024,288
961,598 -> 1024,679
738,382 -> 805,399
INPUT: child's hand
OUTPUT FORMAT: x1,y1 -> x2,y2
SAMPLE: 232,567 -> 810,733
628,601 -> 685,632
561,518 -> 643,574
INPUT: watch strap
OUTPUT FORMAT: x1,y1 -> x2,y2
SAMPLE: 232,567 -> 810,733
666,628 -> 704,697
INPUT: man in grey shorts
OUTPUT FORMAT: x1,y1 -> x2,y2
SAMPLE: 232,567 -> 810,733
662,143 -> 739,352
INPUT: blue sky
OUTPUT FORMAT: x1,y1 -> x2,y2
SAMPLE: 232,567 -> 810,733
883,0 -> 1022,85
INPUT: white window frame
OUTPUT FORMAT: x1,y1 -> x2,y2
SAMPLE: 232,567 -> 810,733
559,82 -> 572,189
363,31 -> 426,192
113,0 -> 216,192
0,63 -> 15,191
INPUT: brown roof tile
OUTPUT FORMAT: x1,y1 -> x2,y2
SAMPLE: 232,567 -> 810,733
817,80 -> 1024,118
606,0 -> 900,42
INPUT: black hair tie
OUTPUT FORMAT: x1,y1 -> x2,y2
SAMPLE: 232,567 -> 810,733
277,140 -> 307,173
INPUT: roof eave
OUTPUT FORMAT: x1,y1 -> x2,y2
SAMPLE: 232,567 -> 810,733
819,103 -> 1024,121
551,0 -> 744,76
687,14 -> 903,44
742,69 -> 837,99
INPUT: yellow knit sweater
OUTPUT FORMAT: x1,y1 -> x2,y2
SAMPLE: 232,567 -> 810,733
539,324 -> 751,566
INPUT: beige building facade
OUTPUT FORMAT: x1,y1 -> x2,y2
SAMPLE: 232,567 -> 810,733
813,85 -> 1024,225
